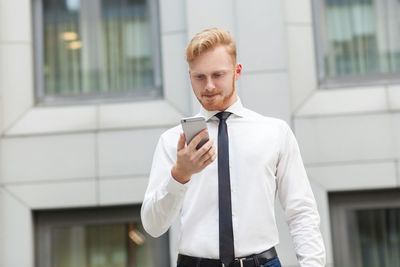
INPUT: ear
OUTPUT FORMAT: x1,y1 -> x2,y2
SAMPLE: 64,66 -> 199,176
235,63 -> 242,81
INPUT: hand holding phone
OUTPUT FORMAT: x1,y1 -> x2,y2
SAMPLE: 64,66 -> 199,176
180,116 -> 209,149
172,117 -> 215,183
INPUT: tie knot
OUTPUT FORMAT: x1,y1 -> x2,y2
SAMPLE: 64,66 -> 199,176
216,112 -> 232,121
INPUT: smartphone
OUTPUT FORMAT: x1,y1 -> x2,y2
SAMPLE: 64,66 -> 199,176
181,116 -> 209,149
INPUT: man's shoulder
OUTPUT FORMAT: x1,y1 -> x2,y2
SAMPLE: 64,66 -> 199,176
161,124 -> 182,139
242,107 -> 289,130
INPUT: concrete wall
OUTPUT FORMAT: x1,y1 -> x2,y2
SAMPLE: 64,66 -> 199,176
285,1 -> 400,267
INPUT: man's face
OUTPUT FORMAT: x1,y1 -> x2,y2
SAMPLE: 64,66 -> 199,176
189,45 -> 242,111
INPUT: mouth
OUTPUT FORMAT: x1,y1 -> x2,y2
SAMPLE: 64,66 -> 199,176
203,94 -> 218,99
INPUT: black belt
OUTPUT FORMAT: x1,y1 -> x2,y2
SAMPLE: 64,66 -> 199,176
177,247 -> 277,267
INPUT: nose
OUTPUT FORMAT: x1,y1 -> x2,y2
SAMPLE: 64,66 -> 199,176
204,76 -> 215,91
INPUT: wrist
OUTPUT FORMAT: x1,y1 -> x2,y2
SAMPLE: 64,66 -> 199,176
171,165 -> 191,184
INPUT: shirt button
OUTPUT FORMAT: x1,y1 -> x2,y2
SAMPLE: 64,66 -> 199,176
231,189 -> 234,193
232,213 -> 235,217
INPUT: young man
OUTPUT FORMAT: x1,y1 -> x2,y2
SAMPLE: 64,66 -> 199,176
141,28 -> 326,267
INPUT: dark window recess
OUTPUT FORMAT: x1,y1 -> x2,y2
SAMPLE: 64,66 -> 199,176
329,188 -> 400,267
34,205 -> 170,267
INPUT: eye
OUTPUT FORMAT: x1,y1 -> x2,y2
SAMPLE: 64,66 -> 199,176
213,72 -> 224,79
195,75 -> 205,80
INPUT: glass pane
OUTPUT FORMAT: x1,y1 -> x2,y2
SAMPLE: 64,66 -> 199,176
43,0 -> 82,96
388,0 -> 400,71
322,0 -> 400,78
347,208 -> 400,267
42,0 -> 160,98
100,0 -> 155,94
52,222 -> 155,267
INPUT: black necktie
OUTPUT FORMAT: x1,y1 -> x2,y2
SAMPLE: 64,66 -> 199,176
216,112 -> 234,266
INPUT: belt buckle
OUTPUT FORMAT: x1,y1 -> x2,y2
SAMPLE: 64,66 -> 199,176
222,257 -> 247,267
236,256 -> 263,267
234,257 -> 245,267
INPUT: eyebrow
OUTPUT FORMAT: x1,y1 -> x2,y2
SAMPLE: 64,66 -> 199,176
190,69 -> 231,75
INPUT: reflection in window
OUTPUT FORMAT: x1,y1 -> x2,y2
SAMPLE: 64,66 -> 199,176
52,222 -> 154,267
40,0 -> 161,99
319,0 -> 400,78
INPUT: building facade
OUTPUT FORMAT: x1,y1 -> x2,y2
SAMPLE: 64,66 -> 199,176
1,0 -> 399,267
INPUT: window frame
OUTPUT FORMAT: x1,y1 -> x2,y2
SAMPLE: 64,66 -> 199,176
34,205 -> 170,267
32,0 -> 163,106
329,189 -> 400,266
312,0 -> 400,89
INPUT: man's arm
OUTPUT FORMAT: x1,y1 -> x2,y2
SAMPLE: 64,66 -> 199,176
276,122 -> 326,267
141,130 -> 216,237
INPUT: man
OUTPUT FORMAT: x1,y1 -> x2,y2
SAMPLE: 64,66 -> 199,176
141,28 -> 326,267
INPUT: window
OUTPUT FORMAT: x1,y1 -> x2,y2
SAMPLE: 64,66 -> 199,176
314,0 -> 400,87
33,0 -> 162,104
35,205 -> 170,267
329,189 -> 400,267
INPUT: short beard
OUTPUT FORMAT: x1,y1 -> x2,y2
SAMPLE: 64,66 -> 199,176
199,75 -> 237,111
219,72 -> 237,111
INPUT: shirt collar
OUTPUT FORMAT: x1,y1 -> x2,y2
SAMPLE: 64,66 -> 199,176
199,98 -> 246,121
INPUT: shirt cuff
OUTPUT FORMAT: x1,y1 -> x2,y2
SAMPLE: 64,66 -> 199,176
166,174 -> 191,196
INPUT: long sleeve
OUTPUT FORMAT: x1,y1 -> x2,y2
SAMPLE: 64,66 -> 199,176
276,122 -> 326,267
141,133 -> 190,238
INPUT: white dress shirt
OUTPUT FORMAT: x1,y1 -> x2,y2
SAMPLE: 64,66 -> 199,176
141,99 -> 326,266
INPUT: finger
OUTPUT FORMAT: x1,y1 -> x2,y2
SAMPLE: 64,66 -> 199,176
202,151 -> 217,167
199,145 -> 215,163
206,136 -> 215,146
177,133 -> 186,151
196,137 -> 214,156
188,129 -> 209,151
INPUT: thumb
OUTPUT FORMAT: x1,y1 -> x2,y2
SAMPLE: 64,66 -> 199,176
177,133 -> 186,150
